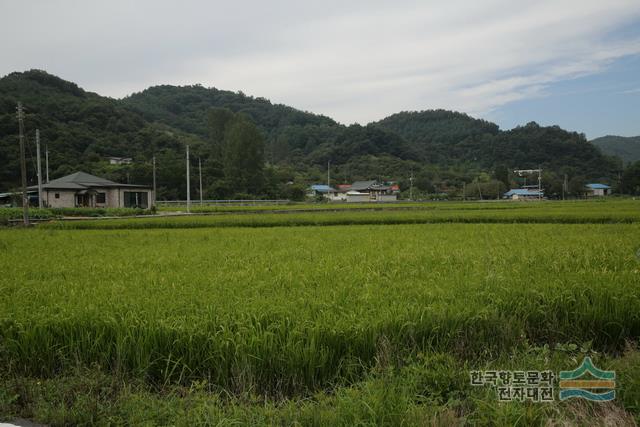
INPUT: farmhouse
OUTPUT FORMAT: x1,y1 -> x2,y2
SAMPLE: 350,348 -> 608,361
585,183 -> 611,197
503,188 -> 544,200
346,180 -> 398,202
28,171 -> 153,209
309,180 -> 399,202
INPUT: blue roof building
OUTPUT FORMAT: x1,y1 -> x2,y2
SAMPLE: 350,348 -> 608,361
585,183 -> 611,190
503,188 -> 544,199
585,183 -> 611,196
310,184 -> 337,194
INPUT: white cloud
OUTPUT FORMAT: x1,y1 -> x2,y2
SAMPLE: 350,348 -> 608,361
1,0 -> 639,124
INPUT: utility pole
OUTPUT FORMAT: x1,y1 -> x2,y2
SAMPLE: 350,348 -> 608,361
186,145 -> 191,213
327,160 -> 331,189
198,157 -> 203,205
17,103 -> 29,226
45,143 -> 49,183
562,174 -> 568,201
538,166 -> 542,201
476,178 -> 483,200
152,155 -> 157,207
462,182 -> 466,202
36,129 -> 43,208
409,171 -> 414,201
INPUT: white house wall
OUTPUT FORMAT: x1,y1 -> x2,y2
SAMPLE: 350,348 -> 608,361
106,188 -> 121,208
44,190 -> 76,208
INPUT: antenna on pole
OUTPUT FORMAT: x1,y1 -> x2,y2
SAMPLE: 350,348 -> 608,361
17,103 -> 29,226
513,168 -> 543,200
152,155 -> 157,207
36,129 -> 43,208
199,157 -> 203,205
186,145 -> 191,213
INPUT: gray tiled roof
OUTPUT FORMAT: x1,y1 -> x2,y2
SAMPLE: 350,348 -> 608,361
27,171 -> 149,190
47,171 -> 118,187
350,180 -> 377,191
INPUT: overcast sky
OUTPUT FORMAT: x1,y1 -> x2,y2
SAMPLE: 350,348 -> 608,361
1,0 -> 640,138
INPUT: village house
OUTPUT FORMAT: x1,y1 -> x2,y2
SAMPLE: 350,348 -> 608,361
308,180 -> 398,202
108,157 -> 133,165
503,188 -> 544,200
585,183 -> 611,197
28,171 -> 153,209
308,184 -> 339,200
346,180 -> 398,202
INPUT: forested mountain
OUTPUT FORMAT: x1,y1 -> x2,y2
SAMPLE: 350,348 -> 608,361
375,111 -> 616,172
0,70 -> 623,199
124,85 -> 337,139
591,135 -> 640,165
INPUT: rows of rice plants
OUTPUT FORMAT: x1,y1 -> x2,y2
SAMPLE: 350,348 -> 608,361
0,207 -> 149,225
43,199 -> 640,229
158,200 -> 531,214
157,198 -> 631,214
1,223 -> 639,397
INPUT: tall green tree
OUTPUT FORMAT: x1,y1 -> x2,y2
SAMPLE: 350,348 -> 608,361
222,115 -> 265,195
207,107 -> 235,159
622,161 -> 640,195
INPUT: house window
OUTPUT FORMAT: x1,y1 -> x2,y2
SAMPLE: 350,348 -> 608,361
96,193 -> 106,204
55,193 -> 60,199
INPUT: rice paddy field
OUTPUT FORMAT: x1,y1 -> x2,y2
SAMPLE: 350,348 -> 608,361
1,199 -> 640,425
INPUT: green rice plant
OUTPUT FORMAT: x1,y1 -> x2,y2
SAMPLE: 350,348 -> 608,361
1,223 -> 639,396
42,199 -> 640,230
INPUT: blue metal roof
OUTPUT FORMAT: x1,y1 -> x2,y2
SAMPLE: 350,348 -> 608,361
310,184 -> 336,193
504,189 -> 543,197
586,183 -> 611,190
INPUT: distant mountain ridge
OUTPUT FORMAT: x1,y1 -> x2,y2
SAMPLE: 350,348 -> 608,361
0,70 -> 622,198
590,135 -> 640,165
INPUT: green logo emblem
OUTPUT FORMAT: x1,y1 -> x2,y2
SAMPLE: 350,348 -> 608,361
559,357 -> 615,401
